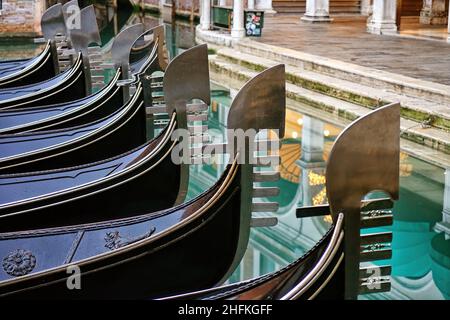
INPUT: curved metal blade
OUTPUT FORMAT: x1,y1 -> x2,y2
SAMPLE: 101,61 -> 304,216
62,0 -> 79,33
41,3 -> 66,40
325,102 -> 400,299
111,23 -> 145,73
326,103 -> 400,220
69,5 -> 102,52
130,25 -> 168,75
163,44 -> 210,115
112,23 -> 145,103
227,64 -> 286,139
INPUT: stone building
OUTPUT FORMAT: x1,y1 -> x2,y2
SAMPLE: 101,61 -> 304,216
0,0 -> 46,37
194,0 -> 449,38
134,0 -> 449,39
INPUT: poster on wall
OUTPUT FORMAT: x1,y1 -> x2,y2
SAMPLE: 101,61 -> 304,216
245,11 -> 264,37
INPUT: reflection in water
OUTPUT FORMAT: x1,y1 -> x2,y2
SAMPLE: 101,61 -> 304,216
191,79 -> 449,300
1,4 -> 448,300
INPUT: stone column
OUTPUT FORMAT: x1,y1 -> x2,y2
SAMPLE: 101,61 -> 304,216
444,169 -> 450,224
219,0 -> 227,6
231,0 -> 245,38
448,6 -> 450,41
200,0 -> 211,30
296,116 -> 326,207
248,0 -> 255,9
420,0 -> 448,25
435,168 -> 450,239
256,0 -> 276,14
301,0 -> 333,23
367,0 -> 397,34
361,0 -> 373,16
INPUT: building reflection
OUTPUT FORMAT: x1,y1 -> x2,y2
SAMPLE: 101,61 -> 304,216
88,3 -> 449,299
192,85 -> 450,299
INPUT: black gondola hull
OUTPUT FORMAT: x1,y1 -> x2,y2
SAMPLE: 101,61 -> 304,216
0,87 -> 146,174
0,166 -> 241,299
0,70 -> 124,134
0,42 -> 57,89
0,55 -> 86,111
0,117 -> 178,231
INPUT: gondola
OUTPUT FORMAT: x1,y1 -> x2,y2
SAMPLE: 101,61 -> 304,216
0,6 -> 102,111
161,102 -> 400,301
0,64 -> 286,299
0,4 -> 66,85
0,24 -> 166,134
0,82 -> 146,174
0,44 -> 211,231
0,32 -> 175,175
0,42 -> 58,89
0,69 -> 123,134
0,51 -> 87,111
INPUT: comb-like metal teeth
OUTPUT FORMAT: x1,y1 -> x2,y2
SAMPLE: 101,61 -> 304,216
58,62 -> 71,68
254,155 -> 280,167
359,278 -> 391,295
187,102 -> 208,113
151,82 -> 164,88
146,106 -> 167,114
361,210 -> 393,228
148,75 -> 164,80
59,48 -> 76,57
360,232 -> 392,246
252,202 -> 279,213
190,135 -> 211,144
87,46 -> 102,53
360,248 -> 392,262
253,187 -> 280,198
296,204 -> 330,218
250,217 -> 278,228
359,265 -> 391,279
154,121 -> 169,127
91,75 -> 104,82
100,63 -> 115,69
188,125 -> 208,134
253,171 -> 280,182
189,155 -> 213,165
187,113 -> 208,122
361,198 -> 394,211
88,55 -> 102,61
152,92 -> 164,98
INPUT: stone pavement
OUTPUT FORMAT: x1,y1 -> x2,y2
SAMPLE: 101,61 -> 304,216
254,15 -> 450,85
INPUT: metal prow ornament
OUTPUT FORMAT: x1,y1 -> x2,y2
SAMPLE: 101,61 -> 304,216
116,25 -> 168,109
40,3 -> 67,74
163,44 -> 211,205
325,102 -> 400,299
68,5 -> 102,95
111,23 -> 145,103
220,64 -> 286,283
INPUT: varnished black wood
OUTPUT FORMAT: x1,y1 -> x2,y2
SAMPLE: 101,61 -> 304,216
0,54 -> 87,111
0,42 -> 58,89
162,225 -> 344,300
0,162 -> 242,299
0,115 -> 179,232
0,69 -> 124,134
0,84 -> 146,174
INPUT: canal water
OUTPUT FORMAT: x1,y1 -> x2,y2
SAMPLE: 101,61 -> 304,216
0,6 -> 448,300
